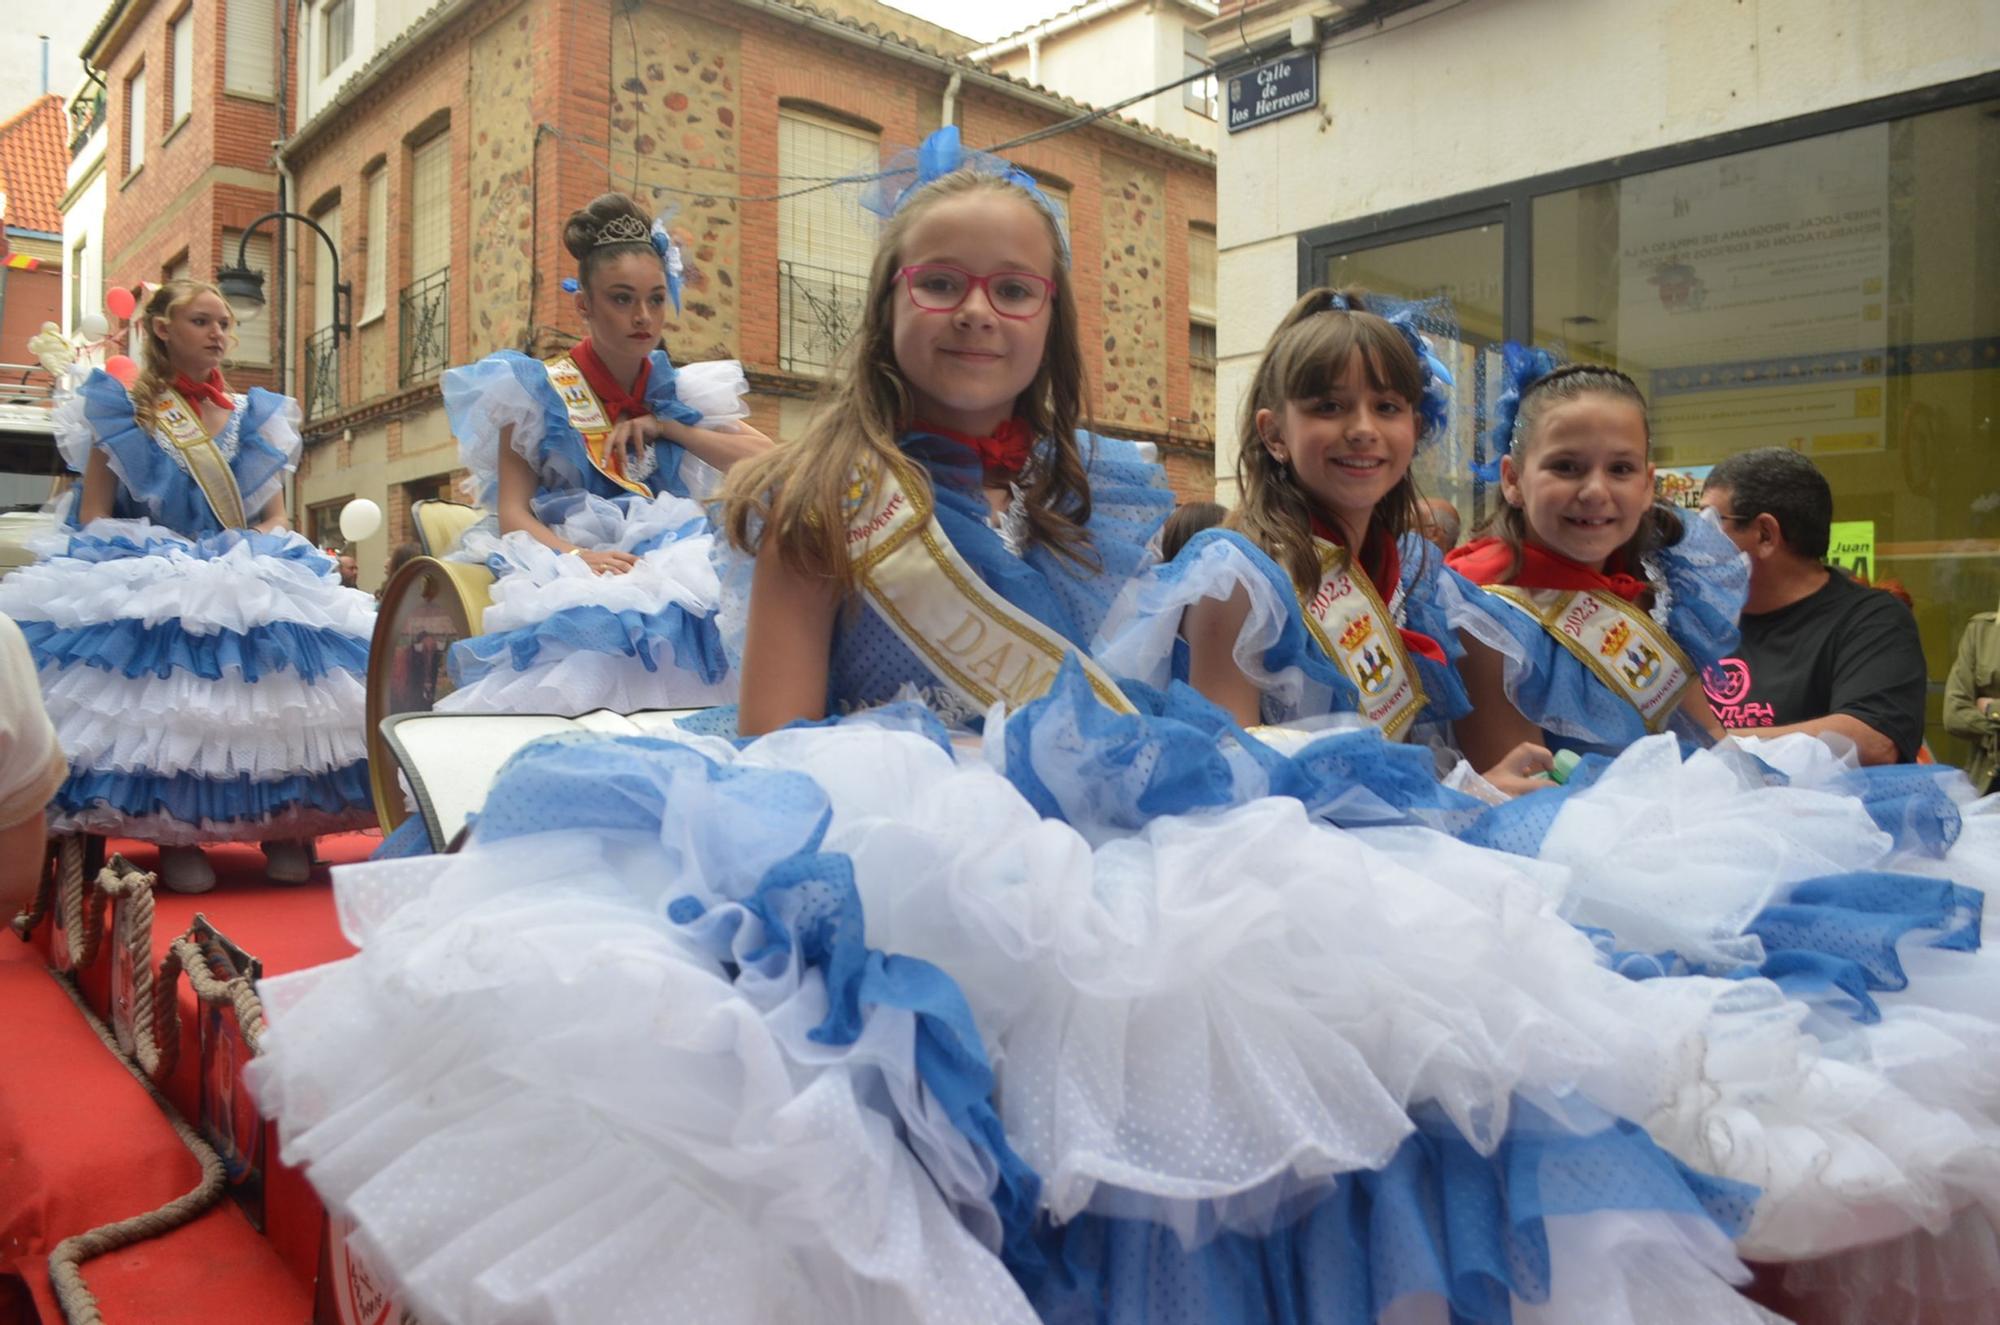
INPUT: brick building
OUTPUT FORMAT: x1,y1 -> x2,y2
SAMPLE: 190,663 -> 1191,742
0,94 -> 70,372
83,0 -> 289,392
281,0 -> 1218,582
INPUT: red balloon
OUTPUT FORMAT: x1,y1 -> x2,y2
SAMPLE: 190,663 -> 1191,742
104,355 -> 139,387
105,286 -> 137,320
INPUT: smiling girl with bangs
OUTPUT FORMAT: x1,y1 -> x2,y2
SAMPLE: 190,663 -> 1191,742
1097,286 -> 1554,794
719,128 -> 1171,736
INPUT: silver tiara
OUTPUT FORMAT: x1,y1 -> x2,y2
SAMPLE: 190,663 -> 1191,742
594,213 -> 652,247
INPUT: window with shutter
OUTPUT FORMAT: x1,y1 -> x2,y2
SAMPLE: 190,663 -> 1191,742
126,66 -> 146,172
226,0 -> 277,97
409,134 -> 451,281
1188,223 -> 1216,324
362,167 -> 388,321
170,14 -> 192,125
777,108 -> 878,375
314,207 -> 343,333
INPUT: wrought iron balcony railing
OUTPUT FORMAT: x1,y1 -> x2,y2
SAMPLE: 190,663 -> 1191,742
777,259 -> 868,376
68,92 -> 105,155
303,326 -> 340,422
399,267 -> 449,387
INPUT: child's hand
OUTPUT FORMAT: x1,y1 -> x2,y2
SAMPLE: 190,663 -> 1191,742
1479,741 -> 1557,797
607,416 -> 668,467
571,548 -> 639,576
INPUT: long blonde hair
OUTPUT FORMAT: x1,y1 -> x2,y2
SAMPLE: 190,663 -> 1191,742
130,278 -> 236,432
1226,287 -> 1429,594
720,170 -> 1094,586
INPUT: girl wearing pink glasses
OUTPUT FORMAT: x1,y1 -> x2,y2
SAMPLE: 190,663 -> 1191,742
717,127 -> 1170,734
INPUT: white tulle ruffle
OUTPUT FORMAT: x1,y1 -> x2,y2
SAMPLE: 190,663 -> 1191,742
249,837 -> 1042,1325
0,518 -> 376,638
41,666 -> 367,779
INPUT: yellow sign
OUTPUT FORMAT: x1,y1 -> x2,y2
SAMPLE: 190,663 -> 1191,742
1828,520 -> 1875,582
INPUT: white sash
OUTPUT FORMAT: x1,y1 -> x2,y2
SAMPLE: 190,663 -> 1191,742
1297,537 -> 1427,740
1483,585 -> 1694,732
847,462 -> 1135,717
153,390 -> 248,529
543,354 -> 651,497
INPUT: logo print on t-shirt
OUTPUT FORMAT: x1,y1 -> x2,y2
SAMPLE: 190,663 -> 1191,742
1702,657 -> 1774,727
1702,658 -> 1751,707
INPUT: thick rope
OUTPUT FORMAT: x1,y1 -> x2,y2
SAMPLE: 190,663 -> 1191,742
41,964 -> 227,1325
94,859 -> 172,1078
163,934 -> 266,1056
8,833 -> 61,941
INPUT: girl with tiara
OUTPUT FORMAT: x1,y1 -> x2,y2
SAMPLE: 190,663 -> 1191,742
433,192 -> 769,716
248,150 -> 1883,1322
0,280 -> 375,893
1094,288 -> 1555,793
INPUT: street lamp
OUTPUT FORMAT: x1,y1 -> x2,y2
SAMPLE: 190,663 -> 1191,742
217,209 -> 351,341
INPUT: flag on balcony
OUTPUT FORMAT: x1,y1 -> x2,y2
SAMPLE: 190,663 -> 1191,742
4,253 -> 39,271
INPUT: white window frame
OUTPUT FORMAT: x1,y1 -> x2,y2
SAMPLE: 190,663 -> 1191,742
322,0 -> 353,78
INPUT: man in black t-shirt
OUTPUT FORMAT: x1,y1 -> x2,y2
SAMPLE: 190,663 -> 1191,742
1699,449 -> 1927,765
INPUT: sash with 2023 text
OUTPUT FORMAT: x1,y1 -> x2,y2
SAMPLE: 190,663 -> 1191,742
1481,585 -> 1694,732
1296,537 -> 1427,740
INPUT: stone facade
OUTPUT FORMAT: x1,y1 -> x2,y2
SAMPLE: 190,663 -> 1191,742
609,6 -> 742,364
285,0 -> 1218,587
1098,154 -> 1169,433
467,7 -> 537,358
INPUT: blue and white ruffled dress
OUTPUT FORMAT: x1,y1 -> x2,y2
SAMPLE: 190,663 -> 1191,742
434,349 -> 748,716
1434,507 -> 1749,754
248,670 -> 1825,1325
250,454 -> 1816,1324
0,369 -> 376,844
1093,525 -> 1472,743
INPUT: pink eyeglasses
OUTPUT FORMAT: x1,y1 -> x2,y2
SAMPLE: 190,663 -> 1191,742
896,264 -> 1056,319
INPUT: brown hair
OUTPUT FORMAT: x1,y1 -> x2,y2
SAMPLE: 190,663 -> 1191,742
1479,362 -> 1681,582
1160,500 -> 1227,562
563,193 -> 658,294
131,278 -> 236,432
720,170 -> 1093,586
1224,286 -> 1430,594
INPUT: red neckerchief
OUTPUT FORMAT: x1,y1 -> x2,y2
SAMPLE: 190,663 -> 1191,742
570,339 -> 653,422
1447,536 -> 1651,604
913,417 -> 1035,478
172,370 -> 234,413
1308,514 -> 1447,665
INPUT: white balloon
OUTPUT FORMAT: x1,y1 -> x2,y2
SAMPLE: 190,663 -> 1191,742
338,497 -> 383,543
79,312 -> 109,338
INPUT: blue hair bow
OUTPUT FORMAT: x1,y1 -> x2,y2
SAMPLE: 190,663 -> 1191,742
650,215 -> 685,315
1471,342 -> 1563,482
1322,293 -> 1455,443
863,126 -> 1071,266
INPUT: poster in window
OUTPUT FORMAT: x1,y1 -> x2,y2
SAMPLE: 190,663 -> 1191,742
1618,125 -> 1889,455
